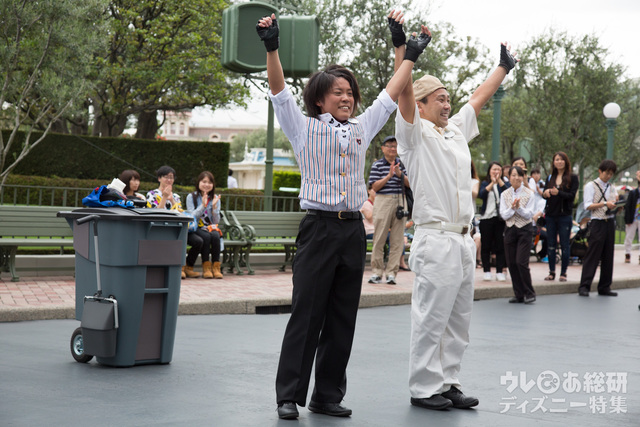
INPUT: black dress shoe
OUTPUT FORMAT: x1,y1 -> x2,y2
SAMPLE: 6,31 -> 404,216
410,395 -> 453,410
598,290 -> 618,296
277,402 -> 298,420
441,386 -> 479,409
524,295 -> 536,304
508,297 -> 524,303
308,401 -> 352,417
578,289 -> 590,297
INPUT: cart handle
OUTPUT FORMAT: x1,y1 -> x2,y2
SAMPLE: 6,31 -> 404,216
76,214 -> 100,225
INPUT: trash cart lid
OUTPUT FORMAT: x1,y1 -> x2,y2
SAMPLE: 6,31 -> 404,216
57,207 -> 191,223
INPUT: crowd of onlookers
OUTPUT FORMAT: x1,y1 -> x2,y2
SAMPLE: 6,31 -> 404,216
365,148 -> 640,302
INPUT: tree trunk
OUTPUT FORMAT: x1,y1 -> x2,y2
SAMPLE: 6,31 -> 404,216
135,110 -> 160,140
92,114 -> 128,137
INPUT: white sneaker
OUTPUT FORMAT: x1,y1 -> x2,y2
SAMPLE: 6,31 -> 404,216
483,272 -> 492,281
368,274 -> 382,284
386,275 -> 396,285
496,273 -> 506,282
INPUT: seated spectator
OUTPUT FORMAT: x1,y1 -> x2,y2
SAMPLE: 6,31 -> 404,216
186,171 -> 223,279
119,169 -> 145,200
147,166 -> 202,279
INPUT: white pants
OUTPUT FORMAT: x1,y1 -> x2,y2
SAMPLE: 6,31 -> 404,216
408,227 -> 476,398
624,220 -> 640,254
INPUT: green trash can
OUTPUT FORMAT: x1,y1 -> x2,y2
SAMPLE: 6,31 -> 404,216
58,207 -> 190,367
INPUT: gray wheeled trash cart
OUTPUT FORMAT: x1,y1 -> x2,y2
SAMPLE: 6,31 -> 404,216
58,207 -> 190,367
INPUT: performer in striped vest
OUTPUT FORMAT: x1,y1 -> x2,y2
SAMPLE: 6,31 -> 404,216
257,11 -> 430,420
500,166 -> 537,304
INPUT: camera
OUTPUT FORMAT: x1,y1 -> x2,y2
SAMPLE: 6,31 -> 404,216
396,206 -> 410,220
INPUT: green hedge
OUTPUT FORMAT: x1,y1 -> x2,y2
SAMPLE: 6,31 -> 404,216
273,170 -> 301,190
3,130 -> 229,187
2,174 -> 301,211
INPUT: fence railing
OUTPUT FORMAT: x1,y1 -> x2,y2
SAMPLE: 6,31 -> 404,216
0,184 -> 302,212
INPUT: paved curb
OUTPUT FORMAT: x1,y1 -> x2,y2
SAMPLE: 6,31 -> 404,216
2,278 -> 639,322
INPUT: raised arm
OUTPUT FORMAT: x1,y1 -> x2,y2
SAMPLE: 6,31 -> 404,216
468,43 -> 518,117
257,14 -> 285,95
384,11 -> 430,104
387,14 -> 431,123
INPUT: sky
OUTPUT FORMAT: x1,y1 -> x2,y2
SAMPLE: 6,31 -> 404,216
194,0 -> 640,128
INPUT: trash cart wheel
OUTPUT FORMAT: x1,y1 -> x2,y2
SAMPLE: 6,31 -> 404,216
70,327 -> 93,363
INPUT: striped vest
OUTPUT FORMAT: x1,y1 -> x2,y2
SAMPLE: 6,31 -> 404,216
296,118 -> 367,210
503,187 -> 533,228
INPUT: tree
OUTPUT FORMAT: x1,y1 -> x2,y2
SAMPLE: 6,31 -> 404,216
0,0 -> 108,186
90,0 -> 249,139
502,31 -> 640,174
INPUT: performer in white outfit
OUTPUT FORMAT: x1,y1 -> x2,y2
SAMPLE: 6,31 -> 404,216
390,13 -> 518,411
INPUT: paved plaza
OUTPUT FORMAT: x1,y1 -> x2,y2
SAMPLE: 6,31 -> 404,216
1,247 -> 639,426
1,287 -> 639,426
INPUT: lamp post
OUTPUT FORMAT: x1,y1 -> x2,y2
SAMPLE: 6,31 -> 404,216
603,102 -> 621,160
491,76 -> 508,162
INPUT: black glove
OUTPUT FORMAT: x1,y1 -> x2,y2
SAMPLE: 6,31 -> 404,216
498,44 -> 517,73
404,32 -> 431,63
388,17 -> 406,48
256,17 -> 279,52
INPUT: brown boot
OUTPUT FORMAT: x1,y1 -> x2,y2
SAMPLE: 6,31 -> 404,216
181,266 -> 186,279
184,265 -> 201,278
212,261 -> 223,279
202,261 -> 214,279
625,254 -> 630,263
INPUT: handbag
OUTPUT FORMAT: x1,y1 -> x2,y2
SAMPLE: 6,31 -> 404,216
182,211 -> 198,233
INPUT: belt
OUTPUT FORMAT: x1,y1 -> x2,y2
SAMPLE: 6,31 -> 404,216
418,221 -> 471,235
306,209 -> 362,220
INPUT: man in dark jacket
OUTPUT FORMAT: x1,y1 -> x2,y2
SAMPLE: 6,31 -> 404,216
623,171 -> 640,264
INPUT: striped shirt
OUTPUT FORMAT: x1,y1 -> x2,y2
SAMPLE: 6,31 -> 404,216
270,85 -> 397,211
368,158 -> 407,195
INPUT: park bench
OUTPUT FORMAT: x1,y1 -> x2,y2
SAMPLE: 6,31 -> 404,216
217,210 -> 253,275
0,205 -> 74,282
226,210 -> 305,274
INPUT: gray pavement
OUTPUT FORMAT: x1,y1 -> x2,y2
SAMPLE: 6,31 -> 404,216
2,287 -> 639,426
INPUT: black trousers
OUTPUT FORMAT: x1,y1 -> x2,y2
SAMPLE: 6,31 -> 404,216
504,224 -> 535,299
579,219 -> 615,292
275,214 -> 366,406
479,216 -> 506,273
186,228 -> 220,265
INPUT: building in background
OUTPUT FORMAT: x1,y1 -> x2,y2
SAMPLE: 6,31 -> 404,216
230,145 -> 297,190
161,110 -> 265,142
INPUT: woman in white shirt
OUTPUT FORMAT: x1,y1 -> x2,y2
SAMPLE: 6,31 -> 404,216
500,166 -> 537,304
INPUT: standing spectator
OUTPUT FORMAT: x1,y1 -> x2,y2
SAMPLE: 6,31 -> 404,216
502,164 -> 511,183
227,169 -> 238,189
361,185 -> 376,239
393,10 -> 518,409
257,11 -> 428,419
623,170 -> 640,263
471,160 -> 480,199
578,160 -> 619,297
119,169 -> 145,200
542,152 -> 579,281
186,171 -> 223,280
500,166 -> 537,304
477,161 -> 509,281
368,135 -> 410,285
147,166 -> 202,279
